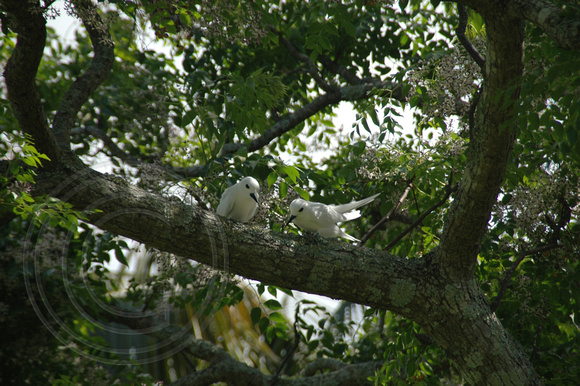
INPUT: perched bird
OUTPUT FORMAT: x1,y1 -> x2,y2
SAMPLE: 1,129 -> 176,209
217,176 -> 260,222
285,193 -> 380,242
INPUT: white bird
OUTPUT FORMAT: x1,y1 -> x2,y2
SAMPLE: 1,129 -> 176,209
217,176 -> 260,222
285,193 -> 380,242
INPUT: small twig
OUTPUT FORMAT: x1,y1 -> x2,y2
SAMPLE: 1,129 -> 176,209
456,5 -> 486,72
411,183 -> 422,225
359,177 -> 415,246
384,173 -> 456,252
490,243 -> 559,313
271,311 -> 301,385
377,310 -> 386,338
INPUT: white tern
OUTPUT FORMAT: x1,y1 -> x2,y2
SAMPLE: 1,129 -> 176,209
285,193 -> 380,242
217,176 -> 260,222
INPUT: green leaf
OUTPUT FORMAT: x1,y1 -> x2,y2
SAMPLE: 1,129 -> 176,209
267,172 -> 278,188
259,316 -> 270,333
399,0 -> 409,11
115,246 -> 129,266
181,109 -> 197,128
282,165 -> 300,183
251,307 -> 262,324
178,10 -> 191,27
279,181 -> 288,199
267,286 -> 277,297
264,299 -> 283,310
21,157 -> 38,167
268,311 -> 286,324
266,325 -> 276,343
294,186 -> 309,200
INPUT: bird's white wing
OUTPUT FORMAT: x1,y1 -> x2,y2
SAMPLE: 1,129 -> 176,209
309,201 -> 349,223
331,193 -> 380,214
216,185 -> 236,217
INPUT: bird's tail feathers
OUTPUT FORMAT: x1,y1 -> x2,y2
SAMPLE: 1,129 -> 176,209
342,210 -> 361,221
333,193 -> 380,213
339,230 -> 360,242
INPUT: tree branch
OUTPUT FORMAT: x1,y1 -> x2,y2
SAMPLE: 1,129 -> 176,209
170,79 -> 404,179
216,80 -> 401,161
105,310 -> 381,386
510,0 -> 580,51
1,0 -> 61,163
52,0 -> 115,148
318,54 -> 364,85
303,358 -> 346,376
437,12 -> 524,280
490,243 -> 560,313
456,5 -> 486,72
272,311 -> 301,385
32,153 -> 428,319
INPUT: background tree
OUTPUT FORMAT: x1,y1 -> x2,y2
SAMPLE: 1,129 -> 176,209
1,0 -> 579,384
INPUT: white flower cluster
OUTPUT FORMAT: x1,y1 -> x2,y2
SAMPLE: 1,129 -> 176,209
354,145 -> 383,181
432,133 -> 468,158
197,0 -> 267,45
496,168 -> 579,244
406,40 -> 484,120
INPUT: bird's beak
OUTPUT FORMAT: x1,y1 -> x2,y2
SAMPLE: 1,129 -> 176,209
250,193 -> 258,204
283,215 -> 296,230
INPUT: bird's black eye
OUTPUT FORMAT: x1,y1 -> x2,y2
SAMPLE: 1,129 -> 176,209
299,208 -> 304,212
246,184 -> 250,189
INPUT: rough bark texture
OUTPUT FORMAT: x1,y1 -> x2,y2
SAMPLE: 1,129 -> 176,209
3,0 -> 579,384
2,0 -> 61,163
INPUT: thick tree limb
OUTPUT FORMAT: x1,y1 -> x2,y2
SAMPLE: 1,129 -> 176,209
173,360 -> 381,386
32,154 -> 425,316
510,0 -> 580,51
52,0 -> 115,148
303,358 -> 346,376
437,11 -> 524,280
1,0 -> 61,163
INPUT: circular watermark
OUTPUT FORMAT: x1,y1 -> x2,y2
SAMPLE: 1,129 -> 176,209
22,162 -> 232,367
